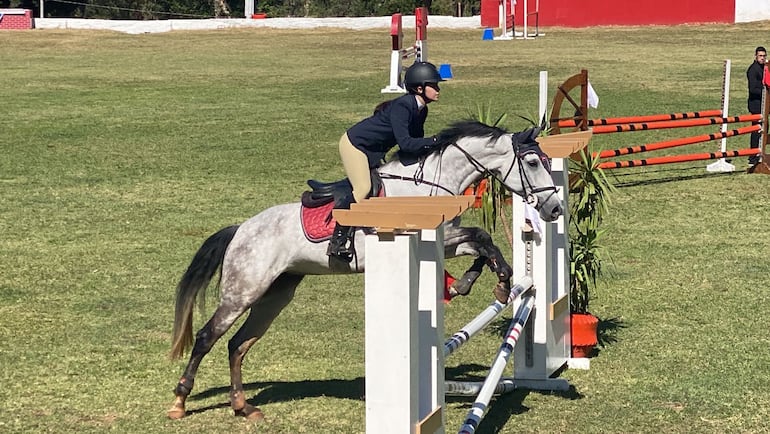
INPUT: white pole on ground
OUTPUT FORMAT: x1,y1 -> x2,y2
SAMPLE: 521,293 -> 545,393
707,59 -> 736,172
457,294 -> 535,434
445,378 -> 517,397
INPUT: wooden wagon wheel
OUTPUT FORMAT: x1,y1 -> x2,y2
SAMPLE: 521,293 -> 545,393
550,69 -> 589,135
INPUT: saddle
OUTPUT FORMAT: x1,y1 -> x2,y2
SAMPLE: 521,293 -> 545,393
300,171 -> 384,242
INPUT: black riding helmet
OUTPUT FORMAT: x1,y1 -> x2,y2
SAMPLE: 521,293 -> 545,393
403,61 -> 445,94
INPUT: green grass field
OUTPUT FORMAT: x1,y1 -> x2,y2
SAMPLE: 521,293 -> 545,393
1,22 -> 770,433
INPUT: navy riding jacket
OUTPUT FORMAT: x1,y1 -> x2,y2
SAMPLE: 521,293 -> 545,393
346,94 -> 436,168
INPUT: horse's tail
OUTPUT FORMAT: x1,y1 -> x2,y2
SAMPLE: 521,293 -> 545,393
169,225 -> 240,360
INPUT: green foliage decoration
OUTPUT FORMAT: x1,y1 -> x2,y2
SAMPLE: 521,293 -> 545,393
568,146 -> 616,313
470,104 -> 508,234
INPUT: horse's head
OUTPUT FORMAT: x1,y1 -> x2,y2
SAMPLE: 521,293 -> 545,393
502,128 -> 563,222
436,121 -> 562,222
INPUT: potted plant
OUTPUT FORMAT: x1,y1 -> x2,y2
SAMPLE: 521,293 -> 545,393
568,146 -> 615,357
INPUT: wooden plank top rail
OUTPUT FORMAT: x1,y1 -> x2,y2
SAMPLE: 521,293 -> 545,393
333,196 -> 474,232
536,130 -> 593,158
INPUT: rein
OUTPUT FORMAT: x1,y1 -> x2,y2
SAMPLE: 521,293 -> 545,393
379,133 -> 559,208
379,153 -> 455,195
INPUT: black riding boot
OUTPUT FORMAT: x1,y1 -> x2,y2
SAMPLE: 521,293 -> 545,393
327,223 -> 356,262
327,194 -> 356,262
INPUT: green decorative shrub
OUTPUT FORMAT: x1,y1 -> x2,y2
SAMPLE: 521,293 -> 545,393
568,147 -> 615,314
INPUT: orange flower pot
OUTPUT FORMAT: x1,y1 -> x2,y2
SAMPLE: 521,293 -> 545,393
570,312 -> 598,358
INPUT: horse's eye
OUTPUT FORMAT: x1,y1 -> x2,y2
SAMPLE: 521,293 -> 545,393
527,158 -> 539,168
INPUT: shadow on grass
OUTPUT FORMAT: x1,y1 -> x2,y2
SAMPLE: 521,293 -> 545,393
454,386 -> 584,433
187,365 -> 584,428
609,165 -> 739,188
186,316 -> 613,422
186,378 -> 365,416
597,315 -> 626,349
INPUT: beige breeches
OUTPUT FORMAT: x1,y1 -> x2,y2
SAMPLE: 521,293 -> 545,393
339,133 -> 371,203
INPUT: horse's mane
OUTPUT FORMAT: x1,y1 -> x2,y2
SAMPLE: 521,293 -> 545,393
434,120 -> 508,148
385,120 -> 508,167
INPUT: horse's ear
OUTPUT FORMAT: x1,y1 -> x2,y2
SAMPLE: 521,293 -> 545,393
512,127 -> 541,145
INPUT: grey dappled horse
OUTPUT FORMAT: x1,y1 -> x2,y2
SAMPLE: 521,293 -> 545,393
167,121 -> 563,420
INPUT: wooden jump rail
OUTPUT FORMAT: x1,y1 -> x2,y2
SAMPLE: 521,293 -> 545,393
595,125 -> 760,158
598,148 -> 761,169
557,109 -> 724,128
551,68 -> 770,174
588,114 -> 761,134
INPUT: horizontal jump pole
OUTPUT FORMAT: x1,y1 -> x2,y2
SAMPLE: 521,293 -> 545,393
445,378 -> 517,397
558,109 -> 723,128
400,46 -> 418,58
598,148 -> 761,169
595,125 -> 761,158
458,294 -> 535,434
590,114 -> 761,134
443,276 -> 533,358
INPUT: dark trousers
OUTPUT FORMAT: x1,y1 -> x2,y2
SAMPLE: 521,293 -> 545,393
748,100 -> 762,161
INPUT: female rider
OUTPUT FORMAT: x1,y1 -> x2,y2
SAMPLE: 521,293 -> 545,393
328,61 -> 446,261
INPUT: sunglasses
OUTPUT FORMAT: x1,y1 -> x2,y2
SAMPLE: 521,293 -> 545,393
425,83 -> 441,91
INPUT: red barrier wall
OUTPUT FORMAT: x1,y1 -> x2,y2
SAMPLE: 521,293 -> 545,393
0,9 -> 34,30
535,0 -> 733,26
482,0 -> 736,28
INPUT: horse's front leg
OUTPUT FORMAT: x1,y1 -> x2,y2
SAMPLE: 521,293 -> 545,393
447,256 -> 487,297
444,225 -> 513,303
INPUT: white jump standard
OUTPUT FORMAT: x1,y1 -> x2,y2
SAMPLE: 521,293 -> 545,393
333,122 -> 591,432
382,7 -> 429,93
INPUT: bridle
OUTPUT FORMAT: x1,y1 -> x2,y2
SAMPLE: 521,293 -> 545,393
509,140 -> 560,209
381,135 -> 558,210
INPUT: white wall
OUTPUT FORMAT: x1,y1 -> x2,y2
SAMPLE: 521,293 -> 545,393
735,0 -> 770,23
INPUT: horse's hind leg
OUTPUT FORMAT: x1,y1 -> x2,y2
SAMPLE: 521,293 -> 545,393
168,299 -> 255,419
228,273 -> 303,421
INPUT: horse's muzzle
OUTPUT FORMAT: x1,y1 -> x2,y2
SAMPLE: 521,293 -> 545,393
544,203 -> 563,221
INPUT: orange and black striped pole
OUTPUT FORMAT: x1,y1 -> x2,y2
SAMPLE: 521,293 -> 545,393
558,109 -> 723,128
595,125 -> 760,158
590,114 -> 762,134
598,148 -> 761,169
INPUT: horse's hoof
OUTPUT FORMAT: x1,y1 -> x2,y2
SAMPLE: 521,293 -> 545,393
450,280 -> 471,296
493,282 -> 511,304
446,285 -> 460,298
167,406 -> 186,420
235,404 -> 264,422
